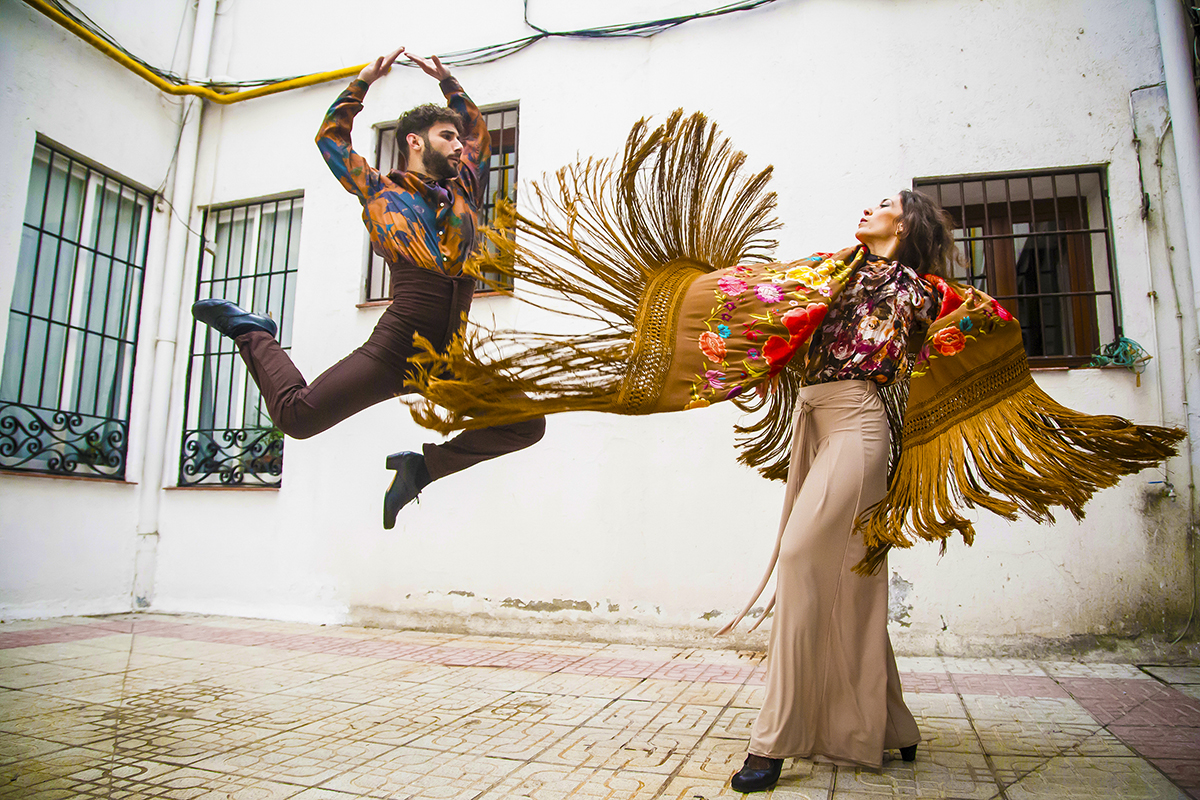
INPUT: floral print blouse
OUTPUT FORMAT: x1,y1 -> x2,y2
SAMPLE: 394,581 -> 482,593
801,255 -> 940,387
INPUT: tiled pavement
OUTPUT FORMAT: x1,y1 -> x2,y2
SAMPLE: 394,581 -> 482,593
0,614 -> 1197,799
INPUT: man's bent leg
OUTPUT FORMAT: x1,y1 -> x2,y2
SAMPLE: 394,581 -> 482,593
236,331 -> 404,439
423,416 -> 546,481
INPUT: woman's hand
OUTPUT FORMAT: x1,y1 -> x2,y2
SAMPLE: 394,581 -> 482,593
406,52 -> 452,82
358,46 -> 405,85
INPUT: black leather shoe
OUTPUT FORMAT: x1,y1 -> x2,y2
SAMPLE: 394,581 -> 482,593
900,743 -> 918,762
192,298 -> 277,339
383,451 -> 425,529
730,755 -> 782,793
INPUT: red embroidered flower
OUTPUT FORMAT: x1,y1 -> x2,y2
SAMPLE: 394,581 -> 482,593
699,330 -> 727,362
990,300 -> 1014,321
931,326 -> 966,356
762,335 -> 794,371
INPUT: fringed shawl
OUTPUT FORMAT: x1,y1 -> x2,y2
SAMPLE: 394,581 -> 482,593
405,110 -> 1184,573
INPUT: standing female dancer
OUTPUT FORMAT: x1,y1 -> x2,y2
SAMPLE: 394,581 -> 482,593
404,111 -> 1182,790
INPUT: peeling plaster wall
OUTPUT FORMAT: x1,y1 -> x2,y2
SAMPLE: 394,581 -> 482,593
2,0 -> 1194,649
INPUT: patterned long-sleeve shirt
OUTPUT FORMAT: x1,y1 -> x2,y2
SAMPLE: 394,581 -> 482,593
316,77 -> 490,277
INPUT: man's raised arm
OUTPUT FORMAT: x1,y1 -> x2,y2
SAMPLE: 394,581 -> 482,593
315,47 -> 405,202
407,53 -> 491,204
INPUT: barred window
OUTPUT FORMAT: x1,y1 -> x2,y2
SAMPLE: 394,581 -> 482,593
0,141 -> 151,479
366,103 -> 519,301
914,168 -> 1119,367
179,195 -> 302,487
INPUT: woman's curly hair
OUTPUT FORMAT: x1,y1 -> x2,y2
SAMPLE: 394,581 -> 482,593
895,189 -> 964,278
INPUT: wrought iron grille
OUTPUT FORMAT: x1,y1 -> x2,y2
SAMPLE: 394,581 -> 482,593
179,195 -> 302,486
914,167 -> 1120,367
0,141 -> 151,479
366,103 -> 519,301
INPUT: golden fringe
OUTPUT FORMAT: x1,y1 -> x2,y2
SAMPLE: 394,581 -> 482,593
406,109 -> 780,434
852,380 -> 1185,575
730,365 -> 804,481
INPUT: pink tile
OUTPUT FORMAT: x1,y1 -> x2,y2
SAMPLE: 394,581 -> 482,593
1151,759 -> 1200,795
0,626 -> 109,650
1108,726 -> 1200,761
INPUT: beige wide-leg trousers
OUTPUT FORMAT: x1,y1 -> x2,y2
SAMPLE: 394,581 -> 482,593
747,380 -> 920,768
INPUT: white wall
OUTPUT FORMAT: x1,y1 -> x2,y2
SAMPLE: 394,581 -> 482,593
3,0 -> 1194,651
0,0 -> 192,618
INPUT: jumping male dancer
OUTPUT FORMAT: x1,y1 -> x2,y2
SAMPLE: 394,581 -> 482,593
193,47 -> 544,527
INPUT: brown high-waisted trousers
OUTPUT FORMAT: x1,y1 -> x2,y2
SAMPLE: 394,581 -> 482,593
748,380 -> 919,768
234,265 -> 544,480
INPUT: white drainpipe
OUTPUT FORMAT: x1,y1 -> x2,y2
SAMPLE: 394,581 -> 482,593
1154,0 -> 1200,335
131,0 -> 218,609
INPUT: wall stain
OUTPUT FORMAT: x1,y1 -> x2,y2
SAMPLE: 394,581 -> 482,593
889,572 -> 914,627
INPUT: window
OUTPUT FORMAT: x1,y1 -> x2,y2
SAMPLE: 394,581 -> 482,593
914,168 -> 1119,367
0,141 -> 151,479
179,195 -> 302,486
366,103 -> 519,301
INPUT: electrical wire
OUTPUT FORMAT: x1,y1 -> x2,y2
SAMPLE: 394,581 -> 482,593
36,0 -> 786,94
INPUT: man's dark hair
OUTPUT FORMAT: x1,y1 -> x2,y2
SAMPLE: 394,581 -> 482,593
395,104 -> 464,154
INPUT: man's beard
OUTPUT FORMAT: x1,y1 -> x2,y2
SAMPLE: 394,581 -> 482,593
421,135 -> 458,180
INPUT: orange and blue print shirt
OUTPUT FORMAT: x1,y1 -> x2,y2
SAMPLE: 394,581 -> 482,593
316,77 -> 490,278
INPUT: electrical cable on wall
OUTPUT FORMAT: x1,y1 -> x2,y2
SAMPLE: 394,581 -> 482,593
32,0 -> 786,101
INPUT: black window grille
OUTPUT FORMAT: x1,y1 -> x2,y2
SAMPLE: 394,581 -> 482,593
914,167 -> 1119,367
0,141 -> 151,479
179,195 -> 302,486
366,103 -> 519,301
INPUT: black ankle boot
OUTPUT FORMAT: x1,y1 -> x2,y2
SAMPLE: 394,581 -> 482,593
899,743 -> 918,762
383,451 -> 430,528
730,754 -> 782,793
192,298 -> 277,339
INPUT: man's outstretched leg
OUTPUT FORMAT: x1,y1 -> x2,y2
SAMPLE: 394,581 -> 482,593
383,416 -> 546,528
193,299 -> 405,440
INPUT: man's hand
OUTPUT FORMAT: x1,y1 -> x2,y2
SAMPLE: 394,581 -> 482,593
358,46 -> 405,85
407,52 -> 452,82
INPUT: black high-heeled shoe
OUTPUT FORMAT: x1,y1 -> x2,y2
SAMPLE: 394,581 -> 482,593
730,754 -> 782,793
899,743 -> 918,762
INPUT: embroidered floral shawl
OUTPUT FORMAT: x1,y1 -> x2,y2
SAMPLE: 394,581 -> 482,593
405,110 -> 1183,572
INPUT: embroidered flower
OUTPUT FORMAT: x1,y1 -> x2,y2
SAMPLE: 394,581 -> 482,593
959,316 -> 973,332
755,284 -> 783,303
931,326 -> 966,356
699,330 -> 727,362
717,276 -> 748,297
685,396 -> 710,410
704,369 -> 726,389
990,300 -> 1014,321
785,266 -> 819,285
717,324 -> 731,338
748,348 -> 761,360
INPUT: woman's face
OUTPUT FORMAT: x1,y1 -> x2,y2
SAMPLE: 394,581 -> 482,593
855,193 -> 905,248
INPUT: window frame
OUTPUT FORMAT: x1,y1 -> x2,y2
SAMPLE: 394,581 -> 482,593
913,166 -> 1121,368
178,192 -> 303,487
364,100 -> 520,303
0,138 -> 153,480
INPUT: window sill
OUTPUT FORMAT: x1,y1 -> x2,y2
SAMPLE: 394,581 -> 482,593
0,469 -> 135,485
166,484 -> 280,491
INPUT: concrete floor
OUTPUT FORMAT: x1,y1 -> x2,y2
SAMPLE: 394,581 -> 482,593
0,613 -> 1197,799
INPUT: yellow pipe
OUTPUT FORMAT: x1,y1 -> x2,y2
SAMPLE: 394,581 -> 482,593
24,0 -> 365,104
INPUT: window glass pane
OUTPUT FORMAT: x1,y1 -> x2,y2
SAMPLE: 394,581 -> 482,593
913,168 -> 1117,366
0,142 -> 149,478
